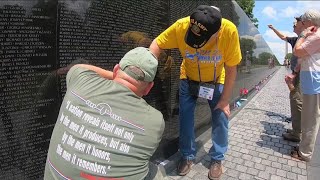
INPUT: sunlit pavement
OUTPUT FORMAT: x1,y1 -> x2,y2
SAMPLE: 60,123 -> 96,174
164,66 -> 320,180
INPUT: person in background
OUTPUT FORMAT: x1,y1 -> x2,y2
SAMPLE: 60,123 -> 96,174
149,5 -> 241,179
291,9 -> 320,162
267,16 -> 304,143
284,58 -> 289,69
44,47 -> 165,179
245,51 -> 251,73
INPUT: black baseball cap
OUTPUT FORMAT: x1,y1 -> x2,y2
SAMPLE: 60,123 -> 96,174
185,5 -> 222,48
295,15 -> 302,21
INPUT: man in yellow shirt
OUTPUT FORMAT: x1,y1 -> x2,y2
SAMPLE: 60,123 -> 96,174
149,5 -> 241,179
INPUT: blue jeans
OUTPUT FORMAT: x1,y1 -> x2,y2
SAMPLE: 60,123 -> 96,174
179,79 -> 229,161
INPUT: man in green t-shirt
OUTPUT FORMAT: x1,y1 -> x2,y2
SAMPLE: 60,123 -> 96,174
44,47 -> 165,180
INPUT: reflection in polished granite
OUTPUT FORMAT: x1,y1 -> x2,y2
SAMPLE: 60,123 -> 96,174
0,0 -> 278,178
151,66 -> 279,162
151,1 -> 279,161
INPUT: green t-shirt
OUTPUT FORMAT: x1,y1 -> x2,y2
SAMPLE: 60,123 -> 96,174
44,66 -> 165,180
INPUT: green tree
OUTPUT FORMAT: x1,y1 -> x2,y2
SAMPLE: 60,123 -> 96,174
240,38 -> 256,65
258,52 -> 273,65
285,53 -> 293,60
272,55 -> 280,65
252,56 -> 258,63
240,38 -> 257,55
235,0 -> 259,28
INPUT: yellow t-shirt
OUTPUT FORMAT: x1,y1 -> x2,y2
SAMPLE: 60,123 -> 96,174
156,17 -> 242,84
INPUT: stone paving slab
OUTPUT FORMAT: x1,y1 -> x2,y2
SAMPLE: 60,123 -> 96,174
164,67 -> 313,180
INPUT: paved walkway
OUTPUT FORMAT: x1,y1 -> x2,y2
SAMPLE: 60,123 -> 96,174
164,67 -> 320,180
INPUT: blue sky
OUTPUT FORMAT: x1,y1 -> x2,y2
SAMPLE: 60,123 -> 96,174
253,1 -> 320,64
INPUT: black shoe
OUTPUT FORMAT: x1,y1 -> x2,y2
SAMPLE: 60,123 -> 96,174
286,129 -> 293,133
283,132 -> 300,142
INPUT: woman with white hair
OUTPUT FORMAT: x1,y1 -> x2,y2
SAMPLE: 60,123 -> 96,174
291,9 -> 320,161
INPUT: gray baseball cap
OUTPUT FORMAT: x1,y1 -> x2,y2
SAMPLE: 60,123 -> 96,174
119,47 -> 158,82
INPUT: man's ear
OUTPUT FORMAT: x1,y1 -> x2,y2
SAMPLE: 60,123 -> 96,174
113,64 -> 120,79
143,82 -> 154,96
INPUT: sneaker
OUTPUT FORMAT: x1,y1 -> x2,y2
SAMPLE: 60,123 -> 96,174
283,132 -> 300,142
208,160 -> 223,180
177,159 -> 193,176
